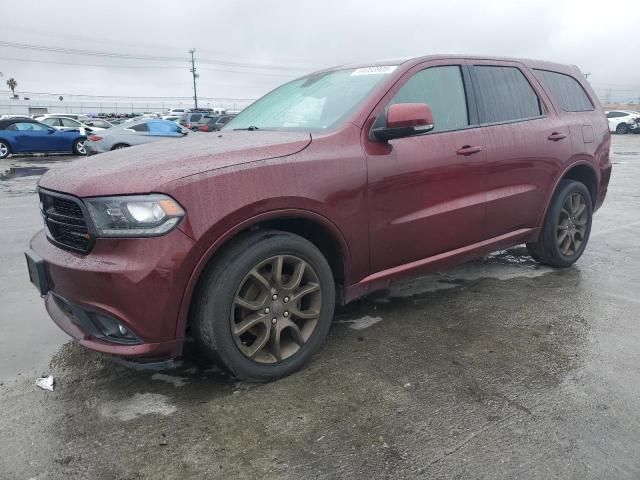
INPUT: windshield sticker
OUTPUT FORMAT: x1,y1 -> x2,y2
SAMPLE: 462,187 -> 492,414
351,66 -> 397,76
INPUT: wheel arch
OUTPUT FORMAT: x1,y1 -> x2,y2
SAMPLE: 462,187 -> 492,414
176,209 -> 351,340
538,160 -> 599,227
0,137 -> 13,151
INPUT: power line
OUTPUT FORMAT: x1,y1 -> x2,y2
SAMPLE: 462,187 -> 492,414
0,40 -> 315,72
0,55 -> 300,77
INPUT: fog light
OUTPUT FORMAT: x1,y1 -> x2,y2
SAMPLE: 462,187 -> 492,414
118,325 -> 128,335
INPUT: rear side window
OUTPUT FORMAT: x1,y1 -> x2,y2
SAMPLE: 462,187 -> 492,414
386,65 -> 469,133
129,123 -> 149,132
534,70 -> 594,112
606,111 -> 626,119
189,114 -> 202,122
473,66 -> 542,123
61,118 -> 79,127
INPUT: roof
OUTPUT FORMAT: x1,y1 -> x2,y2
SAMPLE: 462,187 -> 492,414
0,118 -> 39,130
319,54 -> 580,77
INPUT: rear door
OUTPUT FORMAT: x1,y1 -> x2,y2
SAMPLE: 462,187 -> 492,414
365,61 -> 488,273
469,61 -> 571,238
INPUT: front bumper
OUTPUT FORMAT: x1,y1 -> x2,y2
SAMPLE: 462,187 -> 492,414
29,227 -> 204,360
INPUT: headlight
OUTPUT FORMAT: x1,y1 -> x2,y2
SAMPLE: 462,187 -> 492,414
84,194 -> 185,237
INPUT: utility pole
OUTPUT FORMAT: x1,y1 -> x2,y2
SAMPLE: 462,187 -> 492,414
189,49 -> 199,110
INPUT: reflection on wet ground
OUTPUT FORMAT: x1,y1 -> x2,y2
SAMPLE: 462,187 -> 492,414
1,138 -> 640,479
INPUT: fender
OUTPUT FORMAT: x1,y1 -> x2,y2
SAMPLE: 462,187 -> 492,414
535,158 -> 599,228
173,207 -> 353,342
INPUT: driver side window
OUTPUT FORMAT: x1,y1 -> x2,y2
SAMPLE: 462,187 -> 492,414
377,65 -> 470,133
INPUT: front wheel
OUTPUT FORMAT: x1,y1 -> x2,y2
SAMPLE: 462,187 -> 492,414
526,180 -> 592,267
73,138 -> 87,156
616,123 -> 629,135
0,140 -> 10,159
191,230 -> 336,382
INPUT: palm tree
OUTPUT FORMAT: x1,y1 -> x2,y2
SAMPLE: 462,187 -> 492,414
6,78 -> 17,97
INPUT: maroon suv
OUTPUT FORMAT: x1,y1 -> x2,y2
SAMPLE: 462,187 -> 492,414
26,55 -> 611,381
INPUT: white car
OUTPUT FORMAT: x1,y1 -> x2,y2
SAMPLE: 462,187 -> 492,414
39,116 -> 106,133
606,110 -> 640,134
167,108 -> 187,116
39,113 -> 92,123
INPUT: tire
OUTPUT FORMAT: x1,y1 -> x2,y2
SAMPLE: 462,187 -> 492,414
191,230 -> 336,382
526,180 -> 593,267
616,123 -> 628,135
73,138 -> 87,156
0,140 -> 10,159
111,143 -> 130,150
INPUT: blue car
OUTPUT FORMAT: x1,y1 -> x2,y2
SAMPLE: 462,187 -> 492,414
0,118 -> 87,159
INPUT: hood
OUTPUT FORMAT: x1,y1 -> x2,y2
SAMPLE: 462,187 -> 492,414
39,130 -> 311,197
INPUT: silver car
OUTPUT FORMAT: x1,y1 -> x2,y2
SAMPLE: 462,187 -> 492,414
84,118 -> 188,154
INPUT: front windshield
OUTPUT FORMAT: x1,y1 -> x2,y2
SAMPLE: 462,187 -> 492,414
224,66 -> 398,131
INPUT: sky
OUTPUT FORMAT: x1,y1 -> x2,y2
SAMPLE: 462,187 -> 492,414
0,0 -> 639,107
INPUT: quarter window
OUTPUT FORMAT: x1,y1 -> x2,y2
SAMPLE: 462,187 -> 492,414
534,69 -> 594,112
384,65 -> 469,133
473,66 -> 542,123
189,114 -> 202,122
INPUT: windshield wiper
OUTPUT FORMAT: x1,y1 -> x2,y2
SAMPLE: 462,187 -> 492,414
233,125 -> 259,131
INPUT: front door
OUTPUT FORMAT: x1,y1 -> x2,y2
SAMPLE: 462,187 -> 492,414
364,62 -> 488,274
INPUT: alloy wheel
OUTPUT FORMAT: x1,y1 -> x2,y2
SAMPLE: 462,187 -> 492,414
230,254 -> 321,364
76,140 -> 86,155
557,192 -> 588,256
0,143 -> 8,158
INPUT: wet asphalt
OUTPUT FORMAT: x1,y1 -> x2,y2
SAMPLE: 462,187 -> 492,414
0,136 -> 639,479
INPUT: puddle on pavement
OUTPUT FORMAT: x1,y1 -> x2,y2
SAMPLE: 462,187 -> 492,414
0,166 -> 49,180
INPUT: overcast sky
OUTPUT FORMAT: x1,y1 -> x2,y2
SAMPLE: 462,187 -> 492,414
0,0 -> 639,105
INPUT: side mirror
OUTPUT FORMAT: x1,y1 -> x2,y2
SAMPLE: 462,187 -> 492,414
372,103 -> 434,142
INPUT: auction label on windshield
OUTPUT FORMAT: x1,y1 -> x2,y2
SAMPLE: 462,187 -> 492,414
351,66 -> 397,75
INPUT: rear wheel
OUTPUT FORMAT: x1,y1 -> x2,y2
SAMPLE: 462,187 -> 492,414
191,230 -> 335,382
616,123 -> 629,135
111,143 -> 129,150
73,138 -> 87,156
0,140 -> 10,159
526,180 -> 592,267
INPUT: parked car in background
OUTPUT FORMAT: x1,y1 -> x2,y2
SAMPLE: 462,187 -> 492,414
197,115 -> 220,131
179,112 -> 213,131
167,108 -> 187,116
606,110 -> 640,134
198,114 -> 236,132
40,116 -> 106,134
162,115 -> 182,123
27,55 -> 611,382
0,118 -> 87,158
84,118 -> 188,154
40,113 -> 91,123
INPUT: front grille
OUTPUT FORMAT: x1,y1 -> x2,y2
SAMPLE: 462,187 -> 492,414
40,189 -> 93,253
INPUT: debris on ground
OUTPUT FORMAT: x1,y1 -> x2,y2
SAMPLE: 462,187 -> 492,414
35,375 -> 54,391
